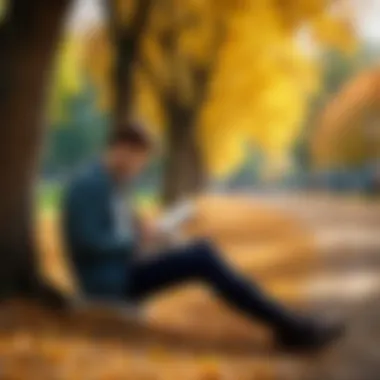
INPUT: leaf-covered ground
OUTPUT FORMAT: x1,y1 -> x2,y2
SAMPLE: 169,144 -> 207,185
1,194 -> 380,379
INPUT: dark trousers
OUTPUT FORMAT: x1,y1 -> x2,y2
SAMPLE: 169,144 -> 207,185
129,240 -> 299,331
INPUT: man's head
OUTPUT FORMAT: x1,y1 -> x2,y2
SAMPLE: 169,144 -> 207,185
105,123 -> 154,182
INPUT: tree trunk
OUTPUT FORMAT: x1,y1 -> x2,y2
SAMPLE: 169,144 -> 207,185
162,107 -> 205,205
113,33 -> 138,127
108,0 -> 153,128
0,0 -> 71,301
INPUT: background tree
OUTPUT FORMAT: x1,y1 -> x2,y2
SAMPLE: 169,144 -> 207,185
312,67 -> 380,169
292,49 -> 363,173
81,0 -> 354,204
107,0 -> 154,128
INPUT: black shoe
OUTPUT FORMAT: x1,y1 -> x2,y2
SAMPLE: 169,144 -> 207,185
275,317 -> 345,353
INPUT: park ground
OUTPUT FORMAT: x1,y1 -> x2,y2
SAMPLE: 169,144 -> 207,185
0,193 -> 380,379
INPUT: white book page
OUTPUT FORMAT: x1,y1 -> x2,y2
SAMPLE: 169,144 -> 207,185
155,200 -> 196,235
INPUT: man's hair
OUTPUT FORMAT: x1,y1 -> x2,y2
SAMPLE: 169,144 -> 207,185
108,122 -> 154,151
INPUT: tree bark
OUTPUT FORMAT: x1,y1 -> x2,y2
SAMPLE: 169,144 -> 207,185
156,3 -> 223,205
0,0 -> 71,302
108,0 -> 153,128
162,106 -> 205,205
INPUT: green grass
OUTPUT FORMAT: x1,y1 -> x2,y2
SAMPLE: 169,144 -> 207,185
37,182 -> 62,212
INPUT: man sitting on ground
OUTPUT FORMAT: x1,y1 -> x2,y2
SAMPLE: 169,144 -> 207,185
62,123 -> 344,351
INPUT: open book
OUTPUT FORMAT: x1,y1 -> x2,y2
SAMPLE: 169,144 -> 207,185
155,199 -> 196,235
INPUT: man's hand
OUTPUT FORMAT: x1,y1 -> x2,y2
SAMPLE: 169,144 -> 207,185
135,214 -> 186,254
135,201 -> 195,253
137,217 -> 160,246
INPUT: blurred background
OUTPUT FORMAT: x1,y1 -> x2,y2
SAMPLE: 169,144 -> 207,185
39,0 -> 380,207
2,0 -> 380,379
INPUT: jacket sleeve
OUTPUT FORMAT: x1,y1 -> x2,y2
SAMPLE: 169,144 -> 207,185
65,179 -> 134,258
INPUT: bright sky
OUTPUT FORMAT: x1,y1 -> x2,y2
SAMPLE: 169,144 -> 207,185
67,0 -> 380,41
67,0 -> 103,32
349,0 -> 380,41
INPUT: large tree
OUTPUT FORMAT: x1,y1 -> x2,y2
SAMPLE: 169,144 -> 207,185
0,0 -> 71,303
97,0 -> 221,203
136,0 -> 224,204
0,0 -> 356,312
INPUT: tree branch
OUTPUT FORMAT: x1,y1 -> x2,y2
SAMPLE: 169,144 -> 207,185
138,55 -> 171,106
106,0 -> 153,48
192,20 -> 226,116
106,0 -> 155,125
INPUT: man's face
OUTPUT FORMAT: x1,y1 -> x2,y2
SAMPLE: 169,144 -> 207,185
112,144 -> 150,181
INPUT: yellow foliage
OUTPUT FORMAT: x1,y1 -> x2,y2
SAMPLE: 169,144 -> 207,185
50,36 -> 85,123
311,14 -> 356,53
83,28 -> 115,111
74,0 -> 355,178
133,69 -> 165,136
50,28 -> 114,122
203,131 -> 247,178
114,0 -> 135,25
